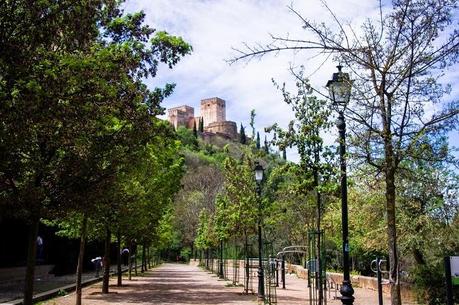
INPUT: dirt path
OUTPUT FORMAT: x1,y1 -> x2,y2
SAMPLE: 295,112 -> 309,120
41,263 -> 256,305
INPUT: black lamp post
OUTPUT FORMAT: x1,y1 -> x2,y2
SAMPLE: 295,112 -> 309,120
326,65 -> 354,305
254,161 -> 265,302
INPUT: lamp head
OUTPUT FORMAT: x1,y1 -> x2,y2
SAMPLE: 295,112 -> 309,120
254,161 -> 264,183
326,65 -> 352,110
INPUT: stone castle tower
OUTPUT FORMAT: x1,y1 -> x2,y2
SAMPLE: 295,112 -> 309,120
167,97 -> 237,139
200,97 -> 225,127
167,105 -> 196,130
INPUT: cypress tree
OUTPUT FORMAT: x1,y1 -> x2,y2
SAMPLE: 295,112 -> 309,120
199,117 -> 204,132
193,120 -> 197,138
256,132 -> 260,149
240,124 -> 247,144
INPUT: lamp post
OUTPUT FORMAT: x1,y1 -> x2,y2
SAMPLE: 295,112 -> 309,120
326,65 -> 354,305
254,161 -> 265,302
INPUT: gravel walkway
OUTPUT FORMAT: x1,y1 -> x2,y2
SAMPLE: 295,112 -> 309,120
40,263 -> 256,305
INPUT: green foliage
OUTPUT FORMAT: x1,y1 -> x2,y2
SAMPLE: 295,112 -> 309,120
221,156 -> 259,237
180,247 -> 192,262
0,2 -> 190,302
214,195 -> 230,241
177,126 -> 198,149
156,208 -> 181,250
194,209 -> 216,249
250,110 -> 256,140
263,163 -> 316,247
57,289 -> 67,297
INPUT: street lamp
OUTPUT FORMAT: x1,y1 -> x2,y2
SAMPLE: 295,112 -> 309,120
254,161 -> 265,302
326,65 -> 354,305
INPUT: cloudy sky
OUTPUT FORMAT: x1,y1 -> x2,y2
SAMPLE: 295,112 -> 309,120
124,0 -> 458,160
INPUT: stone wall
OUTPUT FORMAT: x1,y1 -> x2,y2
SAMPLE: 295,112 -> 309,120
204,121 -> 237,140
285,263 -> 417,303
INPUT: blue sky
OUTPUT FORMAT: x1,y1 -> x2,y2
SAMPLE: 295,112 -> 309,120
124,0 -> 458,161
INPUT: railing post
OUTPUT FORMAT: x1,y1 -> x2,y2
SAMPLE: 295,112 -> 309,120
276,259 -> 279,287
445,256 -> 454,305
377,257 -> 383,305
281,255 -> 286,289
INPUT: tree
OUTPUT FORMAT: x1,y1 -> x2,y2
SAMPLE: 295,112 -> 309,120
193,120 -> 198,138
256,132 -> 261,149
0,2 -> 191,304
264,135 -> 269,154
195,209 -> 217,255
177,126 -> 198,149
267,75 -> 336,303
395,150 -> 459,303
199,117 -> 204,132
240,123 -> 247,144
231,1 -> 459,303
221,156 -> 258,239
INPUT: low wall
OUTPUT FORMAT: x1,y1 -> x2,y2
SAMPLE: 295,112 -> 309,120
285,263 -> 416,303
192,258 -> 418,303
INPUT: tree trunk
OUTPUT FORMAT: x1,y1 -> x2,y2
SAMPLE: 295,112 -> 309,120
23,217 -> 39,305
147,246 -> 151,268
128,240 -> 132,280
134,246 -> 138,276
102,226 -> 111,294
141,243 -> 146,272
385,150 -> 402,305
314,168 -> 324,305
117,230 -> 122,287
244,232 -> 249,294
75,215 -> 88,305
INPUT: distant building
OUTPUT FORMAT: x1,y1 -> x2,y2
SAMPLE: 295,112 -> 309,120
200,97 -> 226,127
167,97 -> 237,139
167,105 -> 196,129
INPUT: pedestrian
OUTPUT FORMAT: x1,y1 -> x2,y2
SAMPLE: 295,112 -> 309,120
36,236 -> 44,263
91,257 -> 102,277
121,248 -> 129,266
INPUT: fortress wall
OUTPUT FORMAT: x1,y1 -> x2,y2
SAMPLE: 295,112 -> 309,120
204,121 -> 237,140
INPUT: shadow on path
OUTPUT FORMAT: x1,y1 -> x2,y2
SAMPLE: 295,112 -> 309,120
42,263 -> 256,305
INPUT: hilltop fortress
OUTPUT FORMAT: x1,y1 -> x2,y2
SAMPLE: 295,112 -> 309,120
167,97 -> 237,139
